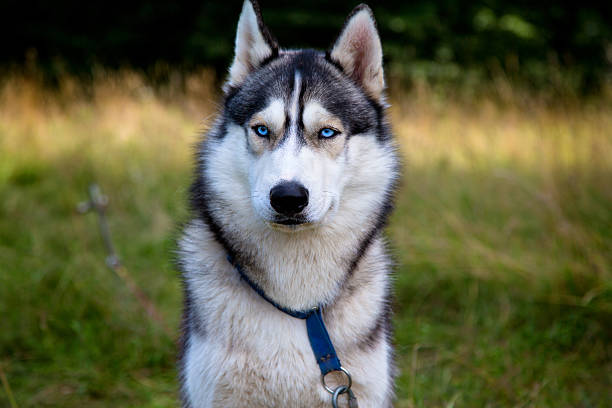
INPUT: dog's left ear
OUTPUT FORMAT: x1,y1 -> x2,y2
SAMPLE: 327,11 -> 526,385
328,4 -> 385,102
224,0 -> 279,93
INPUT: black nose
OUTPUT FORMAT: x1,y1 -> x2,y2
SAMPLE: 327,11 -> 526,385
269,181 -> 309,216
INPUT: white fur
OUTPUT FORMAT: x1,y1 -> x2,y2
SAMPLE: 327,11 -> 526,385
180,219 -> 393,407
288,71 -> 302,135
256,98 -> 286,133
249,138 -> 344,226
302,101 -> 332,129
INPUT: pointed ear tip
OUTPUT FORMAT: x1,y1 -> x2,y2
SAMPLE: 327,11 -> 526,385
345,4 -> 379,31
240,0 -> 263,18
354,3 -> 373,13
351,4 -> 375,19
241,0 -> 255,13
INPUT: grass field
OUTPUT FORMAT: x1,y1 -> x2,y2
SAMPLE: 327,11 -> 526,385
1,72 -> 611,407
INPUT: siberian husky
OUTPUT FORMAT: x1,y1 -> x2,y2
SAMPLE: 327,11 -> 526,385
178,1 -> 399,406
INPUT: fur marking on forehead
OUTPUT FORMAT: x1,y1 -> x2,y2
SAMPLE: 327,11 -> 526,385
273,70 -> 303,150
251,98 -> 285,131
288,71 -> 302,135
302,102 -> 340,131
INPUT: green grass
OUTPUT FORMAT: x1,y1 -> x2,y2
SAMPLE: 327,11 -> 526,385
1,73 -> 611,407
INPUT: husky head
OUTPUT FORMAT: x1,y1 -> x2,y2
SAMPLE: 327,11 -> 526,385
195,1 -> 397,235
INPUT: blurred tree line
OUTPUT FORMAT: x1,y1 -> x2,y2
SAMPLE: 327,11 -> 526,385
1,0 -> 610,93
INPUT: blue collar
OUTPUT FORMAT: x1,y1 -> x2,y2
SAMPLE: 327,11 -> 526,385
227,254 -> 342,376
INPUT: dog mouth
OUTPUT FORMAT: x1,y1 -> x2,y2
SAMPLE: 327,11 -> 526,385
266,215 -> 317,231
272,217 -> 308,226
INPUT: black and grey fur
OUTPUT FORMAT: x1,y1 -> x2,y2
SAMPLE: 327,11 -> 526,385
179,1 -> 399,407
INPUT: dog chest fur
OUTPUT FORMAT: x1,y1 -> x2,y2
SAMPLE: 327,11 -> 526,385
179,219 -> 394,407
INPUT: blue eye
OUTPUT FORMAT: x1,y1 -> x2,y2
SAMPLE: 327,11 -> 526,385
253,125 -> 269,137
319,128 -> 338,138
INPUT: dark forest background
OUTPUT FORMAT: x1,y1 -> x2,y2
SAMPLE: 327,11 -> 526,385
1,0 -> 611,93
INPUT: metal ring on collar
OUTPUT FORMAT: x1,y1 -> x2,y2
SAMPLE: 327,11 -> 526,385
322,366 -> 352,394
331,385 -> 349,408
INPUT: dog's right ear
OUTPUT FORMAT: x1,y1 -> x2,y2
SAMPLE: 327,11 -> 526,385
224,0 -> 278,94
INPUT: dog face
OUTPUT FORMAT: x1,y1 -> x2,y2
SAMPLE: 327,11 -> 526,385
219,1 -> 389,230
